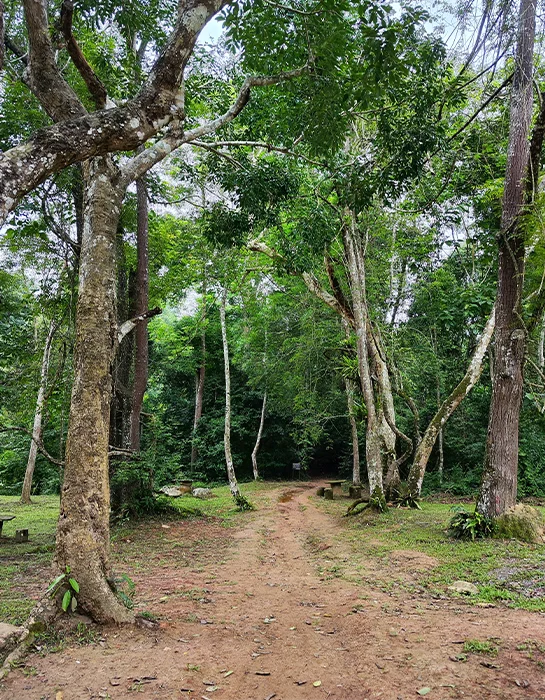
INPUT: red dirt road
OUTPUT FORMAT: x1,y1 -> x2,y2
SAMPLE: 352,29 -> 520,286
2,484 -> 545,699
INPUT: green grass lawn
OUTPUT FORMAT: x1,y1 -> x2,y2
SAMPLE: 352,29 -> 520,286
315,496 -> 545,611
0,482 -> 277,624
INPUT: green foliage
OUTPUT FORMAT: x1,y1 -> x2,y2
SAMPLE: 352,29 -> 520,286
391,482 -> 422,509
233,493 -> 255,511
448,506 -> 495,541
113,573 -> 136,610
46,566 -> 80,614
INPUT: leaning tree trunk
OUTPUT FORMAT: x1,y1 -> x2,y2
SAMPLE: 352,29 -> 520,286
56,156 -> 133,624
251,392 -> 267,480
408,308 -> 496,498
477,0 -> 536,518
129,175 -> 150,452
342,213 -> 384,495
219,289 -> 240,497
20,319 -> 58,504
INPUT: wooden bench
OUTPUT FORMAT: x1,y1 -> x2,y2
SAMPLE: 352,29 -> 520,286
0,515 -> 15,536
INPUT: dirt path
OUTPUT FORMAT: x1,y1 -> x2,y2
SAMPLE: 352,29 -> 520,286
2,484 -> 545,699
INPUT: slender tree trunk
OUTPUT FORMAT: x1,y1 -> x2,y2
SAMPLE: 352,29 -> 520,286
110,226 -> 134,451
477,0 -> 536,518
345,377 -> 361,486
436,378 -> 444,485
219,289 -> 240,497
56,156 -> 133,624
342,214 -> 383,495
538,310 -> 545,369
368,327 -> 402,492
20,319 -> 58,504
408,308 -> 496,497
129,176 -> 149,451
251,392 -> 267,480
191,290 -> 206,471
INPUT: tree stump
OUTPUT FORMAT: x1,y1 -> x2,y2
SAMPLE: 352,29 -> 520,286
316,487 -> 325,497
15,530 -> 28,543
179,480 -> 193,494
324,488 -> 333,500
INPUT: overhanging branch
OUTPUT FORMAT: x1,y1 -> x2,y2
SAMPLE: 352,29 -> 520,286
0,425 -> 64,466
60,0 -> 108,109
117,306 -> 162,344
119,66 -> 309,187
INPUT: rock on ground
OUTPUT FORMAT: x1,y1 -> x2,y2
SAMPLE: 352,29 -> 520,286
448,580 -> 479,595
192,488 -> 215,499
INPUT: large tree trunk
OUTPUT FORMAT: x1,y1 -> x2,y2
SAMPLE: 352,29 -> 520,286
129,176 -> 149,452
408,308 -> 496,497
20,319 -> 58,504
251,392 -> 267,480
477,0 -> 536,518
56,156 -> 133,624
219,289 -> 240,497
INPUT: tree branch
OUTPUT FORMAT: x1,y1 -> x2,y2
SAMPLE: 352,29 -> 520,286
0,0 -> 225,222
117,307 -> 162,344
248,238 -> 352,323
59,0 -> 108,109
446,74 -> 513,145
22,0 -> 86,120
4,35 -> 28,67
191,139 -> 323,167
119,66 -> 309,187
0,425 -> 64,466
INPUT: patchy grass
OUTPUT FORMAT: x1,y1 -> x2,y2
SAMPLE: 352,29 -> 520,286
0,482 -> 279,623
463,638 -> 499,656
314,496 -> 545,611
0,495 -> 59,624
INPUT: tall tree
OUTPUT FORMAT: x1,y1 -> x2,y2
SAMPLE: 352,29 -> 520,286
477,0 -> 537,517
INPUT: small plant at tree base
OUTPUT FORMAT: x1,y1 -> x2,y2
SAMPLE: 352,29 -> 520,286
391,482 -> 422,510
345,487 -> 388,516
113,573 -> 136,609
234,494 -> 255,512
448,506 -> 495,540
46,566 -> 80,613
367,487 -> 388,513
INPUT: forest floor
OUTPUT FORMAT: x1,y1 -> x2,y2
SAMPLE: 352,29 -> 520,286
1,482 -> 545,699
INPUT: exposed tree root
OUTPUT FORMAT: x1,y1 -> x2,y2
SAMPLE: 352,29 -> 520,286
0,597 -> 58,680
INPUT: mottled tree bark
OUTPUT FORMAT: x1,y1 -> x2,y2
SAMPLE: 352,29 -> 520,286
56,156 -> 133,624
20,319 -> 58,504
477,0 -> 536,518
342,214 -> 384,494
219,289 -> 240,497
